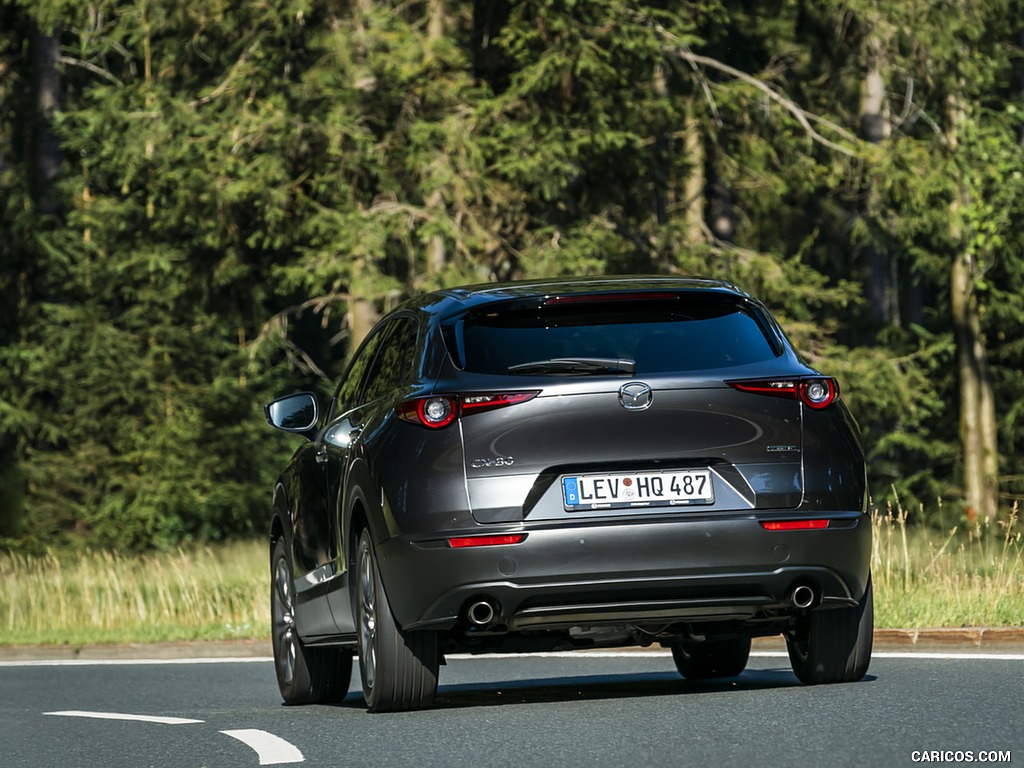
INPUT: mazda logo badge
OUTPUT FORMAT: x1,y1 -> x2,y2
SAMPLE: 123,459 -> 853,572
619,382 -> 653,411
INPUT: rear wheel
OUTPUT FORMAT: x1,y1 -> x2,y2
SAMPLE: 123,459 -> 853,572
271,537 -> 353,704
671,636 -> 751,679
787,576 -> 873,685
356,529 -> 440,712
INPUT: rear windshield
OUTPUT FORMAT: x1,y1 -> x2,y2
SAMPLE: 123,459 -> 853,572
446,296 -> 781,375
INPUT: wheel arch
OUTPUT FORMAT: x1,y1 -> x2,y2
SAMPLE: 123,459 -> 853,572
344,463 -> 399,627
348,498 -> 369,568
269,481 -> 291,566
344,458 -> 387,549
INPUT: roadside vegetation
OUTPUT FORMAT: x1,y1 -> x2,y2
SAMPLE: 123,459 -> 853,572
1,507 -> 1020,648
3,2 -> 1024,557
0,540 -> 269,647
873,501 -> 1023,628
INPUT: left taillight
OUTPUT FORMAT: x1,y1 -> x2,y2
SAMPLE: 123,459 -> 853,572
727,376 -> 840,410
397,391 -> 539,429
396,396 -> 458,429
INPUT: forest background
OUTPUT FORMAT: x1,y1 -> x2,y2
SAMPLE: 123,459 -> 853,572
1,0 -> 1023,555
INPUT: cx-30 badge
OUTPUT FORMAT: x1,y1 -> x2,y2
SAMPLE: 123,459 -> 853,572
618,382 -> 654,411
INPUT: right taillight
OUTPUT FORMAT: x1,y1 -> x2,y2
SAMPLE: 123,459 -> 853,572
799,379 -> 837,409
397,391 -> 539,429
727,377 -> 840,410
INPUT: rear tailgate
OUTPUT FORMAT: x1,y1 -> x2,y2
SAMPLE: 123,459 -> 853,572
441,289 -> 806,523
461,380 -> 803,523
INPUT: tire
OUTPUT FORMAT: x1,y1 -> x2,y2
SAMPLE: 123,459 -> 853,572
356,529 -> 440,712
271,537 -> 353,704
671,636 -> 751,679
787,576 -> 874,685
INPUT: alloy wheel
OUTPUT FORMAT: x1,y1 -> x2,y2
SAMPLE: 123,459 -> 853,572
273,556 -> 298,687
358,541 -> 378,691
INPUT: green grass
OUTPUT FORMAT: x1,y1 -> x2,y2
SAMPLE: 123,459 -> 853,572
872,501 -> 1024,628
0,540 -> 270,647
1,507 -> 1021,648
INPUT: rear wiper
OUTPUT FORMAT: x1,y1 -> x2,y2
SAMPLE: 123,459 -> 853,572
507,357 -> 637,375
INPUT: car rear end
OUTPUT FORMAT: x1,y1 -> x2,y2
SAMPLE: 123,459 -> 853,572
375,281 -> 870,648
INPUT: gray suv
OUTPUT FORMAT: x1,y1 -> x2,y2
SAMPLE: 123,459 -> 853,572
266,277 -> 872,712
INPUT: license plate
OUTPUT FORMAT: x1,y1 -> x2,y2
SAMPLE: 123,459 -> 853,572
561,470 -> 714,511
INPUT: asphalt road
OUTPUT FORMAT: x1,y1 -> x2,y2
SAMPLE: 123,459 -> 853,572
2,650 -> 1021,768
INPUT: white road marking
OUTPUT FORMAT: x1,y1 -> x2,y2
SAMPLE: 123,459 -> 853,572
448,650 -> 1024,661
0,657 -> 270,667
5,649 -> 1024,669
753,650 -> 1024,661
43,710 -> 203,725
221,729 -> 304,765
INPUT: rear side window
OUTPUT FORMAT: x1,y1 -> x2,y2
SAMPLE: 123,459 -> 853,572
362,316 -> 418,403
449,296 -> 780,375
335,323 -> 389,413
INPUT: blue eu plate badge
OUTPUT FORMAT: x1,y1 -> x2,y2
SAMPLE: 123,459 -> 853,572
562,477 -> 580,506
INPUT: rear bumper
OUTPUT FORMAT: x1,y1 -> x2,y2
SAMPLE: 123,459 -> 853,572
376,511 -> 871,631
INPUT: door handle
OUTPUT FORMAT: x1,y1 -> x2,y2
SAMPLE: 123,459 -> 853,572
315,446 -> 329,464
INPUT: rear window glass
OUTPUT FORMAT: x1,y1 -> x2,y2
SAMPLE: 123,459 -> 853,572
448,297 -> 780,375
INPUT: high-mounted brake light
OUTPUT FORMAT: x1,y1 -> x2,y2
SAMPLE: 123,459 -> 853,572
727,377 -> 840,410
760,519 -> 830,531
448,534 -> 527,548
543,292 -> 678,305
397,391 -> 539,429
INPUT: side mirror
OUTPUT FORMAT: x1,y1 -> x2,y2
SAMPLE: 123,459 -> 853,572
265,392 -> 319,436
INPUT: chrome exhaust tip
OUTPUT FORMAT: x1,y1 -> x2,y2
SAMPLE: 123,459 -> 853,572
466,599 -> 497,627
791,584 -> 818,610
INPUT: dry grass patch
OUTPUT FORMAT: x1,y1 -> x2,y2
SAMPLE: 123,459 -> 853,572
0,540 -> 269,646
873,501 -> 1024,628
1,505 -> 1022,647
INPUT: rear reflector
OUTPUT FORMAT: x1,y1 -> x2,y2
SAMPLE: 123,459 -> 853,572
760,519 -> 830,531
448,534 -> 527,548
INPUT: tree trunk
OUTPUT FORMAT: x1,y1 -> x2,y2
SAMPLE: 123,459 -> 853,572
348,296 -> 379,355
428,0 -> 445,43
706,137 -> 734,244
347,258 -> 380,354
859,37 -> 897,325
946,90 -> 999,525
29,23 -> 62,217
426,190 -> 446,276
950,253 -> 999,524
682,100 -> 704,248
647,65 -> 670,227
470,1 -> 511,84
